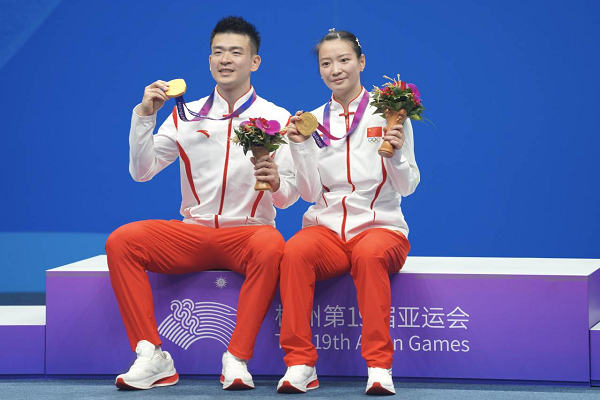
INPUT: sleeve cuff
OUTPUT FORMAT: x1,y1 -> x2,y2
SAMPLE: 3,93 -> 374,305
389,146 -> 406,166
132,105 -> 157,124
271,186 -> 286,203
290,139 -> 317,154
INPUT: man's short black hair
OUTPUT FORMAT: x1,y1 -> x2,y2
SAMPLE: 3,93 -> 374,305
210,16 -> 261,54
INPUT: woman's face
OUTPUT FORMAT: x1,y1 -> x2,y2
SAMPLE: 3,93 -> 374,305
318,39 -> 365,102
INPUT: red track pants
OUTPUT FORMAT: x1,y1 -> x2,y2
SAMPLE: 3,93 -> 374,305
279,226 -> 410,369
105,220 -> 283,360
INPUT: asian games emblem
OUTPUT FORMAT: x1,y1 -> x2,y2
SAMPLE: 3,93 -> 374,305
158,299 -> 237,350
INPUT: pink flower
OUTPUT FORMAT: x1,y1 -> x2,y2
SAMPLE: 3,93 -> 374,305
255,118 -> 281,135
407,83 -> 421,105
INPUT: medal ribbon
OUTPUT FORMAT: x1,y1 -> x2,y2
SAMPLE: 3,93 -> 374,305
175,89 -> 257,122
311,90 -> 370,148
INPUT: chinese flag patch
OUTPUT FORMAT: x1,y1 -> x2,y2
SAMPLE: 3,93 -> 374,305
367,127 -> 383,137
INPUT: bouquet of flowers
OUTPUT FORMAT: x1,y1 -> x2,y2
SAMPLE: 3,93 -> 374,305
371,75 -> 426,157
232,117 -> 287,191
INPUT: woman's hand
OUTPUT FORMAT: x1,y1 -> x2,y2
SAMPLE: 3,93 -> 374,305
286,111 -> 311,144
383,123 -> 405,150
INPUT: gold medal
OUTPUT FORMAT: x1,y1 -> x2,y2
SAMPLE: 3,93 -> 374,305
165,79 -> 187,98
296,112 -> 318,136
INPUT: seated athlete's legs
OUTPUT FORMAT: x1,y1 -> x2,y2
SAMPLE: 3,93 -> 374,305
348,229 -> 410,368
206,225 -> 285,390
106,220 -> 216,350
211,225 -> 285,360
279,226 -> 349,367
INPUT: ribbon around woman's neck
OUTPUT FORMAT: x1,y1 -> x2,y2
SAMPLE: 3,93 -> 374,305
311,90 -> 370,148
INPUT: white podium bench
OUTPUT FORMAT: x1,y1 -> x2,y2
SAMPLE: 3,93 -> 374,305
0,306 -> 46,375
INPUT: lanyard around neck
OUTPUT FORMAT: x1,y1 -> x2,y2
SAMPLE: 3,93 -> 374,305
312,90 -> 370,148
175,89 -> 257,122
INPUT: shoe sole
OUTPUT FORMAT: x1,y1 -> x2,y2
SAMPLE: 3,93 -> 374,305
366,382 -> 395,395
116,372 -> 179,390
277,379 -> 319,393
220,374 -> 255,390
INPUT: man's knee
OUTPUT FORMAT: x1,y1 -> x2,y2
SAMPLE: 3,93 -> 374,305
259,227 -> 285,251
253,227 -> 284,261
105,222 -> 146,259
245,227 -> 285,274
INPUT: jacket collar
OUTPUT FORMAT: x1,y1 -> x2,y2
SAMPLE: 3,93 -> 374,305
214,85 -> 255,113
329,86 -> 366,115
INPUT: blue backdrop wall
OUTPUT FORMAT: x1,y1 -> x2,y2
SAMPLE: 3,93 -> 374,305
1,0 -> 599,292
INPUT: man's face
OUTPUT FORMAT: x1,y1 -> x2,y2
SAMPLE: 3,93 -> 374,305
209,33 -> 261,92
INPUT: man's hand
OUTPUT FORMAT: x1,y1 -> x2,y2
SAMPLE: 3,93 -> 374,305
252,155 -> 280,192
137,80 -> 170,116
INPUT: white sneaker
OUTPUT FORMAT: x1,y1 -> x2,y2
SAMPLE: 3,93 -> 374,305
277,365 -> 319,393
220,351 -> 255,390
365,367 -> 395,395
115,340 -> 178,390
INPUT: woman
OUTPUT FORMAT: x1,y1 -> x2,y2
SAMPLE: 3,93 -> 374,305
277,29 -> 420,395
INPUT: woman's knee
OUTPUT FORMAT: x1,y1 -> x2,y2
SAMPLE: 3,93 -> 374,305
281,238 -> 318,275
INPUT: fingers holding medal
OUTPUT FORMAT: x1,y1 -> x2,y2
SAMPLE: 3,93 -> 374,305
296,112 -> 318,136
286,111 -> 317,143
165,79 -> 187,98
139,80 -> 172,116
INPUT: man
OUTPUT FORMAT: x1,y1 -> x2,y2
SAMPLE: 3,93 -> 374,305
105,16 -> 297,390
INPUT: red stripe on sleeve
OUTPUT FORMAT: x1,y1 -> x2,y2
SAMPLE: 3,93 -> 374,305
172,106 -> 178,131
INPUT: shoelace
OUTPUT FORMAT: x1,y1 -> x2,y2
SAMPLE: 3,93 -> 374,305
133,357 -> 148,365
285,365 -> 311,378
225,355 -> 248,372
132,350 -> 163,366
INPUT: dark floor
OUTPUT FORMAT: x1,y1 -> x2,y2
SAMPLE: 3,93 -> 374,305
2,379 -> 600,400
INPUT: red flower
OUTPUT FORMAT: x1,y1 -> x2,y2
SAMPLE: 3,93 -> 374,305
381,87 -> 394,97
241,118 -> 257,128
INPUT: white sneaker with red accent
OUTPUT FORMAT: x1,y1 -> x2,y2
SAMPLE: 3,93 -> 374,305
365,367 -> 395,395
220,351 -> 255,390
277,365 -> 319,393
115,340 -> 179,390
